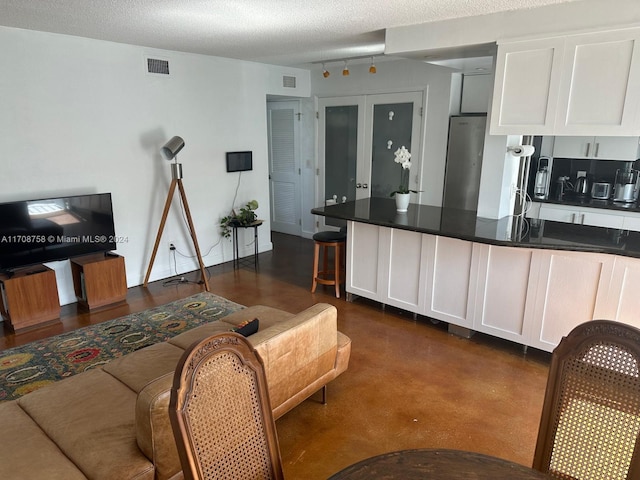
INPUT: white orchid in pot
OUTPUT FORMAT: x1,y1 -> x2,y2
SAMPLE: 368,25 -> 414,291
390,146 -> 418,212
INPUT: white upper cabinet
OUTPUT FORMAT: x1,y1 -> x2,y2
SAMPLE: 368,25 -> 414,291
553,136 -> 640,159
490,37 -> 564,135
491,27 -> 640,136
555,28 -> 640,135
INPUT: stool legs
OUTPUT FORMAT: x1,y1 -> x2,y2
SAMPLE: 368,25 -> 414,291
311,240 -> 345,298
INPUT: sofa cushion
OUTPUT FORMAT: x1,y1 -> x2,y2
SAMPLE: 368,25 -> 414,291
18,369 -> 155,480
168,305 -> 294,350
0,401 -> 88,480
135,373 -> 180,480
104,341 -> 185,393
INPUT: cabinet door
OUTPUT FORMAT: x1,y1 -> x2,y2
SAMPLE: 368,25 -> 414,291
423,235 -> 475,327
552,136 -> 594,158
606,256 -> 640,329
553,136 -> 640,159
594,136 -> 640,160
581,210 -> 624,229
473,244 -> 538,344
539,204 -> 579,224
381,227 -> 427,312
346,221 -> 384,301
490,38 -> 564,135
555,28 -> 640,135
528,250 -> 614,352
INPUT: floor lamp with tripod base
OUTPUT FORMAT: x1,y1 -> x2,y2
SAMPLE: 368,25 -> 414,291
143,136 -> 210,292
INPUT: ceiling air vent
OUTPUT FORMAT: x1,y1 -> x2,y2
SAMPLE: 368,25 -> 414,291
147,57 -> 170,75
282,75 -> 296,88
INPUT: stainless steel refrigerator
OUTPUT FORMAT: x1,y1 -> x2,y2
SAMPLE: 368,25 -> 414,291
442,115 -> 487,212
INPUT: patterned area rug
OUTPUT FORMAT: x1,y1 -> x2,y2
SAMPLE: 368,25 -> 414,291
0,291 -> 243,402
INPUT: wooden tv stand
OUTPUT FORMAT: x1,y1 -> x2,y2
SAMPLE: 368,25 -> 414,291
70,252 -> 127,310
0,266 -> 61,332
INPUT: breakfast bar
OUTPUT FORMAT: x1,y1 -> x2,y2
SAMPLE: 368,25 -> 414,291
312,198 -> 640,352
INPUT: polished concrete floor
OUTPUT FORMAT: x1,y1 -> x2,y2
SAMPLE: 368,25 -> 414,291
0,232 -> 551,479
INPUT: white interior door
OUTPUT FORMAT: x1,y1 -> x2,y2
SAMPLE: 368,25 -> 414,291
267,101 -> 301,235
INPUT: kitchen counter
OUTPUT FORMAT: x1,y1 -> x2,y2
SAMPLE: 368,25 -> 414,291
311,197 -> 640,258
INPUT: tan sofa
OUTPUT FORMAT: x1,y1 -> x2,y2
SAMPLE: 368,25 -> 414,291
0,303 -> 351,480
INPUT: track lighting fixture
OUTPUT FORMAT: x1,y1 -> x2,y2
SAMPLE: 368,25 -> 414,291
342,61 -> 349,76
322,63 -> 330,78
369,57 -> 377,74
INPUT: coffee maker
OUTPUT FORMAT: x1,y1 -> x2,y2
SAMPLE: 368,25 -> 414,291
533,156 -> 552,200
613,166 -> 640,203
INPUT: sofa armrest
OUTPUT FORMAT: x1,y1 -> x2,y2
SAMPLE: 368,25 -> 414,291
251,303 -> 338,410
135,373 -> 181,480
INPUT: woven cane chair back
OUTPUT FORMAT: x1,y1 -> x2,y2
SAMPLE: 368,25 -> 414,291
169,333 -> 284,480
533,320 -> 640,480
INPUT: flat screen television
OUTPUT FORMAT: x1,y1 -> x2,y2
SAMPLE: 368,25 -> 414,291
226,151 -> 253,172
0,193 -> 117,272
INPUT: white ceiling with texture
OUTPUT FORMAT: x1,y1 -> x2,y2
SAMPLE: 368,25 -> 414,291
1,0 -> 582,65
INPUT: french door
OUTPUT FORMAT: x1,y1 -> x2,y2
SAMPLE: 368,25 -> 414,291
317,92 -> 423,230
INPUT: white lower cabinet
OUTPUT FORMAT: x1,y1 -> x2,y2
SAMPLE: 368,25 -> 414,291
526,249 -> 614,352
473,244 -> 538,344
347,221 -> 632,353
605,256 -> 640,330
538,204 -> 625,229
346,221 -> 385,302
381,227 -> 427,313
422,235 -> 476,327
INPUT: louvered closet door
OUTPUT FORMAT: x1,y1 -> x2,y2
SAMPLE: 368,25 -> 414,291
267,101 -> 301,235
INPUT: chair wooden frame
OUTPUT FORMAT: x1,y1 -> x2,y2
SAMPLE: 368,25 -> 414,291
169,333 -> 284,480
533,320 -> 640,480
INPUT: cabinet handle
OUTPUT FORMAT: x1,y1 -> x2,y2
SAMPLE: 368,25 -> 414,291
571,213 -> 576,223
585,143 -> 591,157
581,214 -> 585,224
356,183 -> 362,188
594,143 -> 600,157
362,183 -> 368,189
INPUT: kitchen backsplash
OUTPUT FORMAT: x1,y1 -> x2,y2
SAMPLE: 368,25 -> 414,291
551,157 -> 632,185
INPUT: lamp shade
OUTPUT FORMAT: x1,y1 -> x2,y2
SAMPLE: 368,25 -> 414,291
161,136 -> 185,160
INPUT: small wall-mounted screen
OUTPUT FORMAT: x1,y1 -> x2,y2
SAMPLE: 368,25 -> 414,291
226,151 -> 253,172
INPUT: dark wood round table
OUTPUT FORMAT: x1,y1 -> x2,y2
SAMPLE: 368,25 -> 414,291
328,449 -> 551,479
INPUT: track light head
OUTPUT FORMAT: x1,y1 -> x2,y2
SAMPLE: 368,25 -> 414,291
342,61 -> 349,76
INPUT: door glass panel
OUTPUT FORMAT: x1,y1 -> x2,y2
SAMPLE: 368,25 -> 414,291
325,105 -> 358,228
370,102 -> 414,198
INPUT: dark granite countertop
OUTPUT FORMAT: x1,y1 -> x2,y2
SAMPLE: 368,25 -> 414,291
311,198 -> 640,258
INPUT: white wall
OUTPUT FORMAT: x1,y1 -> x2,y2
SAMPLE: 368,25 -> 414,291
0,26 -> 309,303
301,58 -> 453,236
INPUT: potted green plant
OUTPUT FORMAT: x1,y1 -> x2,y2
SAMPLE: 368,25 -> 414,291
220,200 -> 259,238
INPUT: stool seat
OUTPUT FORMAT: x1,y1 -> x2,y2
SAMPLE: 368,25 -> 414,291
313,231 -> 346,243
311,230 -> 346,298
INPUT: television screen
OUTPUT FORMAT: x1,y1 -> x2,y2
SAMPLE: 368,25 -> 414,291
226,151 -> 253,172
0,193 -> 117,272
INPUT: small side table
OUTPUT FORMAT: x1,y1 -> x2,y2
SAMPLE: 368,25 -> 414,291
232,220 -> 263,270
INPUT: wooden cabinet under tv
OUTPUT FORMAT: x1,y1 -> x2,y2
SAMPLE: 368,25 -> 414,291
0,266 -> 61,332
70,253 -> 127,310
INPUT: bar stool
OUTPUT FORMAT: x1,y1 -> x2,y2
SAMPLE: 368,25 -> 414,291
311,230 -> 346,298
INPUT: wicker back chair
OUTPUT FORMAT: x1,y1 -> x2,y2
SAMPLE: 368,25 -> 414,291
169,332 -> 284,480
533,320 -> 640,480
